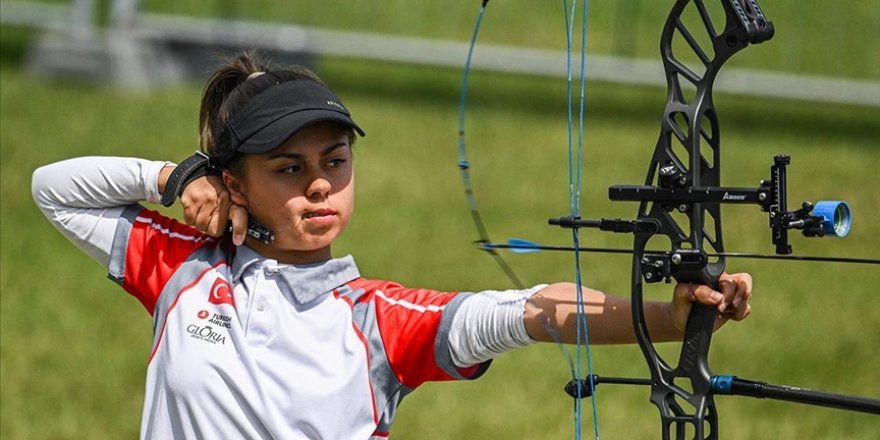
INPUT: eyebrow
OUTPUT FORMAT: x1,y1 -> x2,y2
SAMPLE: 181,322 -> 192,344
267,142 -> 349,160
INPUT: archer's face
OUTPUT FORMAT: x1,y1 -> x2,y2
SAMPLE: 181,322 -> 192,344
226,121 -> 355,264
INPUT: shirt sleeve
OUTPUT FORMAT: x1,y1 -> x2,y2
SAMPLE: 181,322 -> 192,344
31,156 -> 212,313
31,156 -> 169,266
446,285 -> 545,368
349,279 -> 485,389
109,208 -> 217,313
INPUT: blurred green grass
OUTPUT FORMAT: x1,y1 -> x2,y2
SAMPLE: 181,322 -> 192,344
2,2 -> 880,439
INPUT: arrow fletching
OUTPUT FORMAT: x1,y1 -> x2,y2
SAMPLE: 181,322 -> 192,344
505,238 -> 543,253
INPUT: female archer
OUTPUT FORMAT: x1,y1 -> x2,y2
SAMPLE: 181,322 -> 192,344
32,53 -> 752,439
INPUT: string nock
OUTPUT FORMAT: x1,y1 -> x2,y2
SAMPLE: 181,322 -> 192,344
458,160 -> 470,170
473,240 -> 495,252
565,375 -> 599,399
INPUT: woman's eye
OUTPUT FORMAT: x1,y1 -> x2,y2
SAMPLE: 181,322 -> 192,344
328,158 -> 347,168
281,164 -> 302,174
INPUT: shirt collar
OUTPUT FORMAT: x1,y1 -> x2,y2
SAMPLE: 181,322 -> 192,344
231,245 -> 361,304
231,245 -> 263,280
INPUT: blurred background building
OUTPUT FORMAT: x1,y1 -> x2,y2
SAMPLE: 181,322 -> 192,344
1,0 -> 877,106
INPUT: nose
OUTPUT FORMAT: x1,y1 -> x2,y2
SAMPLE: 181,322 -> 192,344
306,174 -> 331,200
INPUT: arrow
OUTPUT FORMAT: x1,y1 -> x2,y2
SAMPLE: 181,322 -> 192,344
480,238 -> 880,265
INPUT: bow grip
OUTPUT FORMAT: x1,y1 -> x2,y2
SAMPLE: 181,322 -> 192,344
673,267 -> 722,396
678,302 -> 716,383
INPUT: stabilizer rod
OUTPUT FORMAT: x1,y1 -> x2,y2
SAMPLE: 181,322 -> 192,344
711,375 -> 880,415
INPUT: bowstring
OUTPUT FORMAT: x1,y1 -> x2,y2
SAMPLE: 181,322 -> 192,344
564,0 -> 600,439
458,0 -> 577,350
459,2 -> 598,439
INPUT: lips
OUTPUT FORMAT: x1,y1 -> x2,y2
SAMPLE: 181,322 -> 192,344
303,209 -> 336,219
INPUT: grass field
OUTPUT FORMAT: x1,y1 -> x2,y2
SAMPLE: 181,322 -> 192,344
2,2 -> 879,439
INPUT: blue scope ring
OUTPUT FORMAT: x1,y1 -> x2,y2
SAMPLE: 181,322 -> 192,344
812,201 -> 851,237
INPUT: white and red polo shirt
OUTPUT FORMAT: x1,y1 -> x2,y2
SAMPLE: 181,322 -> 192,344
33,157 -> 540,440
108,207 -> 489,439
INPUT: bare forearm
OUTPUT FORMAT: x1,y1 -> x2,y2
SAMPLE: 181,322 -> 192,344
523,282 -> 682,345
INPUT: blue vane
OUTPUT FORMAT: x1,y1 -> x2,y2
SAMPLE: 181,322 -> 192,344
505,238 -> 543,253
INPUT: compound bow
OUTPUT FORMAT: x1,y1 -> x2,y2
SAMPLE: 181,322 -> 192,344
457,1 -> 880,439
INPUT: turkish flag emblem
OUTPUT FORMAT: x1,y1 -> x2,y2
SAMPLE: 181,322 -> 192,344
208,278 -> 235,306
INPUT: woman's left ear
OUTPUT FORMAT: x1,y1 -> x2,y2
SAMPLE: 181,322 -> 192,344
223,170 -> 248,207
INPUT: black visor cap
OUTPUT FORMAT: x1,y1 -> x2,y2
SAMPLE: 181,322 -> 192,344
219,79 -> 365,162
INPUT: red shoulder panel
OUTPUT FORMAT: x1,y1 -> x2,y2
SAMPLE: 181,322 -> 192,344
349,278 -> 464,388
122,209 -> 216,314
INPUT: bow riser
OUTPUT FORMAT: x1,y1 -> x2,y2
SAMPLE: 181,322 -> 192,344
633,1 -> 773,439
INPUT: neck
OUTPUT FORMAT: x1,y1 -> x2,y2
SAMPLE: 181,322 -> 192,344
245,239 -> 332,265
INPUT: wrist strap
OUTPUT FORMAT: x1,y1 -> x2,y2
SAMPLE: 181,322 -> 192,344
160,151 -> 220,207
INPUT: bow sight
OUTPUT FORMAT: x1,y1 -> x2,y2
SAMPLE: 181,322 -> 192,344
555,154 -> 856,283
550,154 -> 879,432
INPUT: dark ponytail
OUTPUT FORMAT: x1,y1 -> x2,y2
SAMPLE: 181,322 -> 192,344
198,52 -> 328,172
